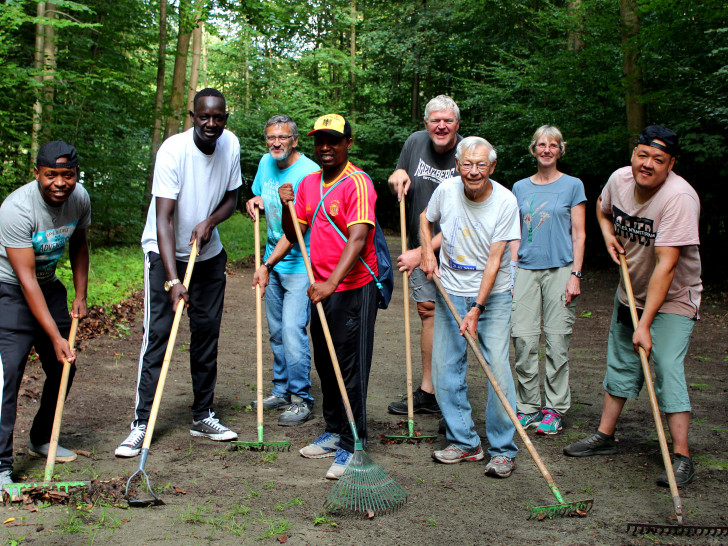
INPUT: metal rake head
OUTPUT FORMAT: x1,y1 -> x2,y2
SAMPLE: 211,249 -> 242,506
324,450 -> 407,515
529,498 -> 594,520
230,440 -> 291,452
626,522 -> 728,536
125,468 -> 164,507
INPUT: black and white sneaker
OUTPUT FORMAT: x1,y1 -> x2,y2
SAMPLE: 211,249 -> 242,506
190,411 -> 238,441
115,422 -> 147,458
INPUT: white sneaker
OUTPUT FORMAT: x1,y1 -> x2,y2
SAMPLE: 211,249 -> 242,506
190,411 -> 238,441
325,448 -> 353,480
115,422 -> 147,457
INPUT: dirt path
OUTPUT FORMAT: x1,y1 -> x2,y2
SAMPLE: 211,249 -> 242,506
4,245 -> 728,544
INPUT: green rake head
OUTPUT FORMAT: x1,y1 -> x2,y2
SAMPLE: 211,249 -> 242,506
382,419 -> 437,443
324,449 -> 407,515
230,440 -> 291,452
528,498 -> 594,520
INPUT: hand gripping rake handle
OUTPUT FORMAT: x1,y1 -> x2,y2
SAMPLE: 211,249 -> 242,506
254,209 -> 265,442
126,239 -> 197,506
619,254 -> 683,524
287,202 -> 361,446
432,276 -> 586,513
44,316 -> 79,482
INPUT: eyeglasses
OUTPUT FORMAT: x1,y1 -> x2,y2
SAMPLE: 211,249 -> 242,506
460,162 -> 491,173
266,135 -> 294,143
536,143 -> 560,151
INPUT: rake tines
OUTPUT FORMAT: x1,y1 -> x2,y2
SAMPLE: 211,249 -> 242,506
626,523 -> 728,537
324,450 -> 407,515
529,498 -> 594,520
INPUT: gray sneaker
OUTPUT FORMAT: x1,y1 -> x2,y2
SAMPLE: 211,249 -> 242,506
657,453 -> 696,488
485,455 -> 515,478
28,442 -> 77,463
432,443 -> 485,464
251,394 -> 291,411
278,397 -> 313,426
190,411 -> 238,441
115,422 -> 147,458
563,431 -> 617,457
0,469 -> 13,488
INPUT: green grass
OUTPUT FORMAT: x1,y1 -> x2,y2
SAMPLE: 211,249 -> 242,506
54,210 -> 259,310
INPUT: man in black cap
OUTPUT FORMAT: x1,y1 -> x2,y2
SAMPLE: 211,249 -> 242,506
564,125 -> 702,488
0,140 -> 90,490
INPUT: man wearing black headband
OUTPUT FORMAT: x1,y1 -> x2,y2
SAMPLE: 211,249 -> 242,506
0,140 -> 90,491
565,125 -> 702,488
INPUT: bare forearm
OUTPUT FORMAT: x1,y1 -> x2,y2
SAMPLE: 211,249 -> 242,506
69,230 -> 89,300
265,235 -> 295,267
475,241 -> 507,305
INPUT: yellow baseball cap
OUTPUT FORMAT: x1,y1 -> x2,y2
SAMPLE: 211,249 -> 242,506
307,113 -> 352,138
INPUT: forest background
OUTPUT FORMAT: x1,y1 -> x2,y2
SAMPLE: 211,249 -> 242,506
1,0 -> 726,300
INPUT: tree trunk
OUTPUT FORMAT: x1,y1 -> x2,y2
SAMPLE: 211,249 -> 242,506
164,0 -> 193,139
31,1 -> 46,165
147,0 -> 168,203
183,19 -> 203,131
244,24 -> 250,114
41,1 -> 56,141
349,0 -> 356,123
410,0 -> 425,121
567,0 -> 584,53
620,0 -> 645,148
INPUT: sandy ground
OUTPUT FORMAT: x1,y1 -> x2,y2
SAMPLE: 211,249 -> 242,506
3,239 -> 727,545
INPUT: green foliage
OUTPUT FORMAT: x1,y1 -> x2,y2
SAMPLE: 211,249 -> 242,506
56,244 -> 143,310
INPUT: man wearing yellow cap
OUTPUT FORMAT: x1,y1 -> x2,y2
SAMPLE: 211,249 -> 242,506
279,114 -> 378,480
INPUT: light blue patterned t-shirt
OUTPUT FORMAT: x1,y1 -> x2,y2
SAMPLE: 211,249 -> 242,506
252,153 -> 319,274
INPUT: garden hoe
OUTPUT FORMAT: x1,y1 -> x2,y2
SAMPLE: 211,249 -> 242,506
124,239 -> 198,507
4,317 -> 88,502
384,198 -> 437,443
288,201 -> 407,515
433,276 -> 594,520
231,207 -> 290,452
619,255 -> 727,537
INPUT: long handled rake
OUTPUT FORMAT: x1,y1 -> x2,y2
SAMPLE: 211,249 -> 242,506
125,240 -> 197,507
287,201 -> 407,515
385,199 -> 437,443
619,255 -> 727,537
4,317 -> 88,501
432,276 -> 593,519
231,207 -> 289,452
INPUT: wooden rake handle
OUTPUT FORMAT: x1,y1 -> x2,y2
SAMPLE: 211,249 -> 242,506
286,201 -> 358,430
399,198 -> 415,423
44,316 -> 79,482
141,239 -> 198,451
432,275 -> 566,504
254,208 -> 265,439
618,254 -> 683,524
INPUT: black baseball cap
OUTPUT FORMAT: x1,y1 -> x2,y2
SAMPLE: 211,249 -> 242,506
36,140 -> 79,168
637,126 -> 679,156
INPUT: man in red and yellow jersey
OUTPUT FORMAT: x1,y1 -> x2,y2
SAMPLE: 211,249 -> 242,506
280,113 -> 378,480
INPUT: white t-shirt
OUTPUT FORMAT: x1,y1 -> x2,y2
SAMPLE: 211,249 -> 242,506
141,128 -> 242,261
426,176 -> 521,296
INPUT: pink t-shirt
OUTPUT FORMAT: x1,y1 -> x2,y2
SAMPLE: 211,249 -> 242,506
600,166 -> 702,318
295,162 -> 377,292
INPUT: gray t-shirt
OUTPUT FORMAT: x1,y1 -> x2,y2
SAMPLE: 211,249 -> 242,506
0,181 -> 91,285
512,174 -> 586,269
426,176 -> 520,296
396,130 -> 462,249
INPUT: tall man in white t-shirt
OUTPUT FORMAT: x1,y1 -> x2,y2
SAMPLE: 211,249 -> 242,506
564,126 -> 702,488
116,88 -> 242,457
421,136 -> 521,478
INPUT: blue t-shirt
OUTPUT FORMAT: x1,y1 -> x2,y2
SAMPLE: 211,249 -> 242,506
252,153 -> 319,274
512,174 -> 586,269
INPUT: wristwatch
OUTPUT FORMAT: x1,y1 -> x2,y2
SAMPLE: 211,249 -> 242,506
571,271 -> 583,280
471,301 -> 486,313
164,278 -> 181,292
264,261 -> 274,273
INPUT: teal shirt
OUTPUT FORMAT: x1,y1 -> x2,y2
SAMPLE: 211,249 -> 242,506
252,153 -> 319,274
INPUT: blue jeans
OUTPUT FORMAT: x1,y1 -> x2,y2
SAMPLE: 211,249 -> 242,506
265,270 -> 313,404
432,290 -> 518,459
